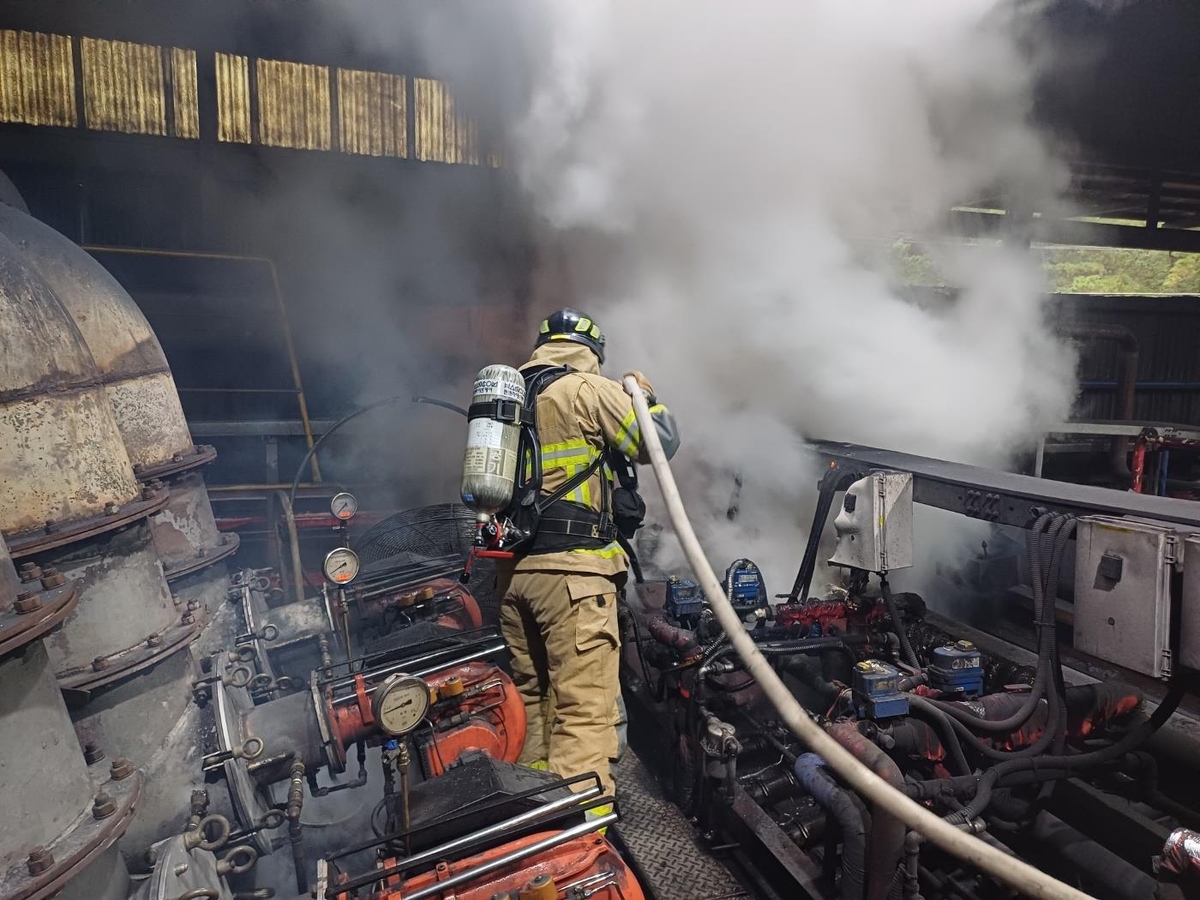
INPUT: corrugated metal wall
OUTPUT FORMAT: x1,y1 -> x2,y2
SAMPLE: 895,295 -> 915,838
0,28 -> 497,166
0,29 -> 76,127
257,58 -> 331,150
81,37 -> 167,135
170,48 -> 199,139
215,52 -> 251,143
338,68 -> 406,158
1057,294 -> 1200,425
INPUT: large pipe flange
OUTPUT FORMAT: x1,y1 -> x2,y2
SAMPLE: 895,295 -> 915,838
0,758 -> 142,900
7,485 -> 170,559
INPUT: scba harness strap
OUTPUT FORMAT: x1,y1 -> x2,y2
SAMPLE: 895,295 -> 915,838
466,398 -> 532,426
499,365 -> 622,556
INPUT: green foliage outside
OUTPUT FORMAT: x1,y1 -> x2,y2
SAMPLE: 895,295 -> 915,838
889,240 -> 1200,294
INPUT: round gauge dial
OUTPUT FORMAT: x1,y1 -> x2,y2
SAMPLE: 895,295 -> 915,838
323,547 -> 360,585
330,492 -> 358,521
372,674 -> 430,736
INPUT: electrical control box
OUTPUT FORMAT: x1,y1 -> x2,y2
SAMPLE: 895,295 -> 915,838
1074,516 -> 1177,680
928,640 -> 984,698
829,472 -> 913,574
724,562 -> 766,608
1181,533 -> 1200,672
852,660 -> 909,720
666,576 -> 704,620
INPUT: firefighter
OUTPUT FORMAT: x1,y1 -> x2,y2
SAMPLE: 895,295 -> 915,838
495,308 -> 680,804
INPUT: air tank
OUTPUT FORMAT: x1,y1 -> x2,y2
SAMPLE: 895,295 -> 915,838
461,364 -> 526,516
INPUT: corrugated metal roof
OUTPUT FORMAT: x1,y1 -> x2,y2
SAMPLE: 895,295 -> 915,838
170,47 -> 199,139
337,68 -> 406,158
257,58 -> 331,151
1,32 -> 497,167
81,36 -> 167,135
414,77 -> 478,165
0,29 -> 76,128
216,51 -> 251,143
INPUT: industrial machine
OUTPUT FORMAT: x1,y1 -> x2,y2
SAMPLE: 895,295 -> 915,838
0,201 -> 635,900
621,459 -> 1200,900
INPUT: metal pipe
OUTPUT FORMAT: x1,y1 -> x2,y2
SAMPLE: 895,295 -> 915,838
826,722 -> 906,900
287,760 -> 307,894
274,491 -> 306,606
1064,324 -> 1138,483
80,245 -> 321,480
398,812 -> 618,900
334,785 -> 604,894
328,641 -> 507,698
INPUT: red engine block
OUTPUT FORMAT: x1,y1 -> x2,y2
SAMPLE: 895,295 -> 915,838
419,661 -> 527,777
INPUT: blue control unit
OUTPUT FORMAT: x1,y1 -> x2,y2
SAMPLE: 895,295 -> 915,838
928,640 -> 984,698
666,576 -> 704,620
852,660 -> 909,720
726,562 -> 765,606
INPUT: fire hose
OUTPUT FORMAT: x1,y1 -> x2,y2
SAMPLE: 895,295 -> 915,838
622,375 -> 1095,900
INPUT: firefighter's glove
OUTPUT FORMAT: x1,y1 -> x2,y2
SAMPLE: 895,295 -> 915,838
623,371 -> 656,406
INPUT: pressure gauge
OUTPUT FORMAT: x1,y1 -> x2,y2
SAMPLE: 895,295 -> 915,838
330,492 -> 358,522
372,674 -> 430,736
323,547 -> 360,585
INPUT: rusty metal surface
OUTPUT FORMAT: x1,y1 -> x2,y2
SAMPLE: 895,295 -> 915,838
0,580 -> 77,658
164,532 -> 240,582
0,757 -> 141,900
40,519 -> 180,672
0,232 -> 140,534
135,443 -> 217,482
0,641 -> 96,867
80,37 -> 166,136
6,487 -> 168,558
56,615 -> 199,692
69,646 -> 208,856
0,527 -> 21,605
0,30 -> 76,128
150,470 -> 227,571
338,68 -> 407,158
0,204 -> 196,468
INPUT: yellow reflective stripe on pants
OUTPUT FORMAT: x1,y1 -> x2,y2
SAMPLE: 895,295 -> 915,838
570,541 -> 624,559
585,802 -> 614,836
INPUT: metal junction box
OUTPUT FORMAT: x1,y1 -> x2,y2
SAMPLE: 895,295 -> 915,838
1181,533 -> 1200,672
829,471 -> 914,574
1074,516 -> 1176,679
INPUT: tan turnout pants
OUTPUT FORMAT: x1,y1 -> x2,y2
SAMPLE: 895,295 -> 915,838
497,569 -> 621,797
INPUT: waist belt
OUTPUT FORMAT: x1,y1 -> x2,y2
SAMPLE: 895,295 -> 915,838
526,500 -> 618,555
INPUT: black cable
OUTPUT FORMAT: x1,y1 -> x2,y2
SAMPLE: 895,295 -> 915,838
947,672 -> 1192,823
288,395 -> 459,510
788,467 -> 861,603
903,695 -> 972,776
881,577 -> 919,669
925,514 -> 1057,734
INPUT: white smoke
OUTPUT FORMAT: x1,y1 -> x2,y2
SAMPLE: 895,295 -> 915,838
503,0 -> 1078,590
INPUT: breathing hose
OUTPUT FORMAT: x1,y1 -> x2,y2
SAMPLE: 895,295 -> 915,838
622,375 -> 1096,900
